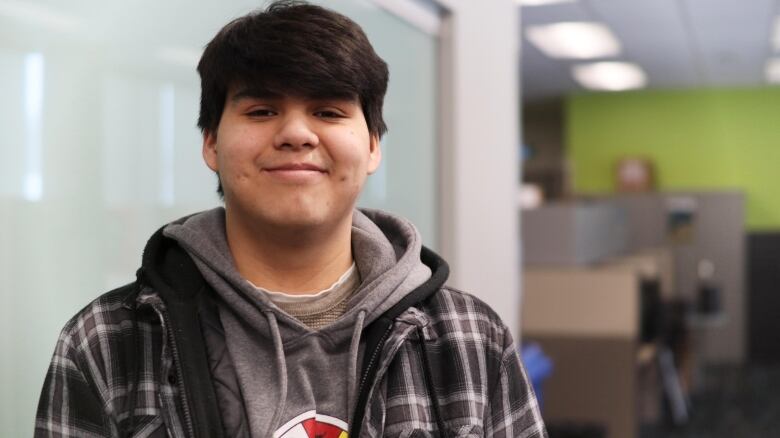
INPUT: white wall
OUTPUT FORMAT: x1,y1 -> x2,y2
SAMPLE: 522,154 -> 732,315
436,0 -> 523,340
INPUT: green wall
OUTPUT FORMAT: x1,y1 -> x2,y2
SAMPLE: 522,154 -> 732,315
567,87 -> 780,230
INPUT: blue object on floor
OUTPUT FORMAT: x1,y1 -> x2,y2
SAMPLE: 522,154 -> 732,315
521,342 -> 553,409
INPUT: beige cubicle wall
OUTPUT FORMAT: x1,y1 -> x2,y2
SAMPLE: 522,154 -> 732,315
529,193 -> 747,365
522,250 -> 677,438
523,265 -> 641,438
523,267 -> 639,339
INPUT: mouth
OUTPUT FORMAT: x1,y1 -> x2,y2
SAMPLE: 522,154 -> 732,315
262,163 -> 328,183
264,163 -> 327,173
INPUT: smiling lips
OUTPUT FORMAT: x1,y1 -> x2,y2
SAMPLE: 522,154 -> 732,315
263,163 -> 327,182
265,163 -> 326,172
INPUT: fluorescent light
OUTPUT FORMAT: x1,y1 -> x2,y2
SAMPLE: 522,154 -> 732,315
24,53 -> 44,202
772,16 -> 780,51
766,58 -> 780,83
526,22 -> 621,59
572,62 -> 647,91
517,0 -> 576,6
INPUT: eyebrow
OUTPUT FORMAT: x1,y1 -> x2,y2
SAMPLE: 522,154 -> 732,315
229,88 -> 283,103
229,88 -> 360,107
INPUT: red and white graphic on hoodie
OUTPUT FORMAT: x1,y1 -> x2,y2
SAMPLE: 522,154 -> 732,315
273,410 -> 349,438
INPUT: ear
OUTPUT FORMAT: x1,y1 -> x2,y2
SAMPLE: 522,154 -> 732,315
366,134 -> 382,174
202,129 -> 219,172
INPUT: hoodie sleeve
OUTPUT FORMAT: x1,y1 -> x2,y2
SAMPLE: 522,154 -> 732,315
483,335 -> 548,438
35,321 -> 114,437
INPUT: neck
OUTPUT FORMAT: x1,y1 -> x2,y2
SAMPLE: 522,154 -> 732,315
225,211 -> 354,294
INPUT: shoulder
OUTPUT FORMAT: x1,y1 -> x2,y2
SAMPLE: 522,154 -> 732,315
426,286 -> 504,319
423,286 -> 510,331
56,282 -> 141,358
418,286 -> 514,353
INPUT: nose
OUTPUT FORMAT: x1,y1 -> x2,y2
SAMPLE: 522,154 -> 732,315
273,113 -> 319,150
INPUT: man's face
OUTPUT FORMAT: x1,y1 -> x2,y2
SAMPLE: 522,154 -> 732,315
203,88 -> 381,232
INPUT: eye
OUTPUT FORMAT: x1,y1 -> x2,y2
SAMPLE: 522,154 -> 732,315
314,109 -> 344,119
246,108 -> 276,117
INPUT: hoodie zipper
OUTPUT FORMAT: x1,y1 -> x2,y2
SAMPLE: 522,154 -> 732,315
356,325 -> 393,401
161,309 -> 196,437
351,324 -> 394,436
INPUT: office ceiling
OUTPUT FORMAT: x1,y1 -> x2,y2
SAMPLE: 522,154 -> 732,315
521,0 -> 779,101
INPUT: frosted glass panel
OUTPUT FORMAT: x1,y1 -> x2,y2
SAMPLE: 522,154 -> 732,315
0,1 -> 438,436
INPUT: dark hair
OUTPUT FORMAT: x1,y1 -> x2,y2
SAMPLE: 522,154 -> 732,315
197,0 -> 389,197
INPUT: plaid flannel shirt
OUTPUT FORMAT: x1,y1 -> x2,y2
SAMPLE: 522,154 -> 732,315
36,282 -> 547,437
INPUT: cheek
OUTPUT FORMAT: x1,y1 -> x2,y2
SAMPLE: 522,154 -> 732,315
332,151 -> 368,185
331,132 -> 372,175
217,135 -> 261,186
220,131 -> 259,165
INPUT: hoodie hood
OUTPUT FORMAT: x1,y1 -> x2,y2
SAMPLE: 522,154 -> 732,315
152,207 -> 442,437
160,206 -> 433,341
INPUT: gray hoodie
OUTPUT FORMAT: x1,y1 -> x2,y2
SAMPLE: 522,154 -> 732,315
163,207 -> 431,437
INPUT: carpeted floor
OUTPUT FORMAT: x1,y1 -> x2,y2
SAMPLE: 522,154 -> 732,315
640,364 -> 780,438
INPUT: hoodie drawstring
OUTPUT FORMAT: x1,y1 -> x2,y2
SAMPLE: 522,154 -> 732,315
347,309 -> 367,424
417,326 -> 446,438
264,311 -> 288,438
258,308 -> 368,434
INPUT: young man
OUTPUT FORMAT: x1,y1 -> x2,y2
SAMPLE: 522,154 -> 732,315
35,2 -> 546,437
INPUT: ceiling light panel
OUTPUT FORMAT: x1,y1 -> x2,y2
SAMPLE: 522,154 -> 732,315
572,62 -> 648,91
517,0 -> 576,6
765,58 -> 780,83
525,22 -> 621,59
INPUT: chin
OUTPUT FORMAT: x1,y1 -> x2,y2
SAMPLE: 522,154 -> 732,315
262,205 -> 332,228
271,213 -> 326,229
228,189 -> 357,231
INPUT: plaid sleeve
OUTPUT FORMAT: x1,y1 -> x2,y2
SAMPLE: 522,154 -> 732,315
35,323 -> 113,438
484,336 -> 548,438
